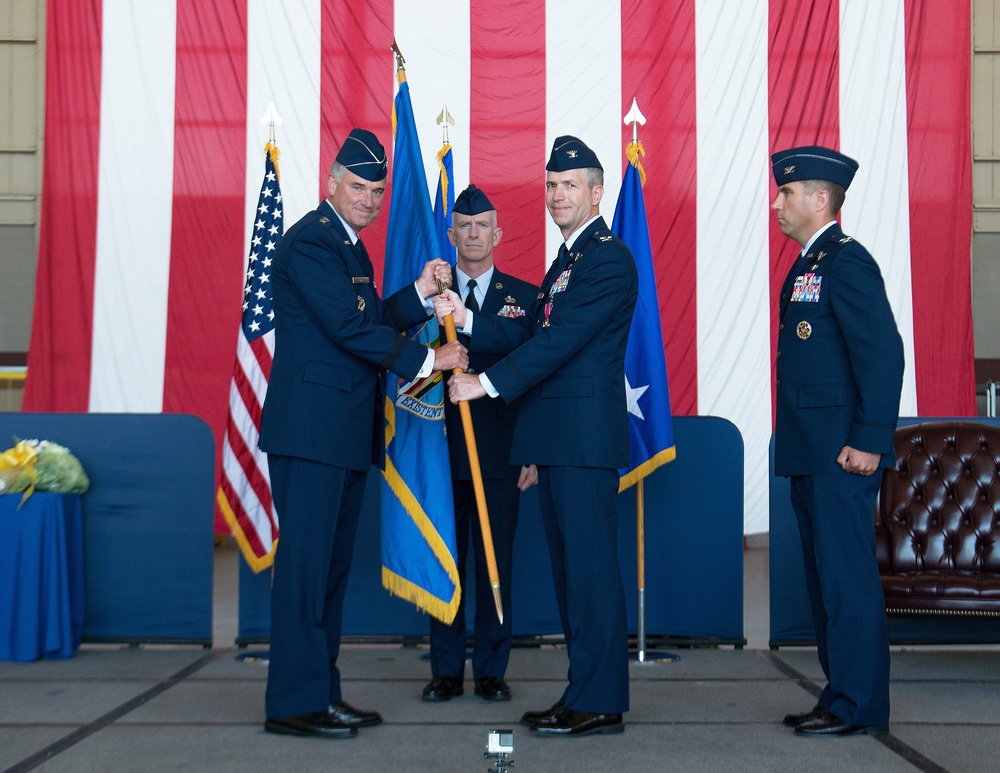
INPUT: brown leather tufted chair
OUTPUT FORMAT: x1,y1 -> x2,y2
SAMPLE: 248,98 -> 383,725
875,421 -> 1000,616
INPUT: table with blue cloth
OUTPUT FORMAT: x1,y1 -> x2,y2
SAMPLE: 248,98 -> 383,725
0,492 -> 85,661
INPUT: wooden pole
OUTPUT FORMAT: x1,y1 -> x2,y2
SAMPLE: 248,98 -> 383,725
438,300 -> 504,624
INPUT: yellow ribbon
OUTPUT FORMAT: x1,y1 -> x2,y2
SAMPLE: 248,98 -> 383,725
0,440 -> 39,507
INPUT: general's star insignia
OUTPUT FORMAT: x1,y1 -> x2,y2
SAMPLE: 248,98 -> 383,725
625,374 -> 649,420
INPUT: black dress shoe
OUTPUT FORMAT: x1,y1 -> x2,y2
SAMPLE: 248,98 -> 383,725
529,708 -> 624,737
329,700 -> 382,728
794,712 -> 888,737
422,675 -> 464,701
264,711 -> 358,738
474,676 -> 511,701
783,704 -> 828,727
521,701 -> 564,725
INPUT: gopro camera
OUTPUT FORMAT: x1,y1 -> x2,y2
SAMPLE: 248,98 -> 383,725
486,729 -> 514,755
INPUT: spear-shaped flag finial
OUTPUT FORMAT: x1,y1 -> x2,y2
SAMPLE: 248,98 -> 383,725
623,97 -> 646,145
259,101 -> 284,146
436,102 -> 455,144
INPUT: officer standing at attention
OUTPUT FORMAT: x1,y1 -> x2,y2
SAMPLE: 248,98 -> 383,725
445,137 -> 637,737
771,145 -> 904,736
421,184 -> 538,704
259,128 -> 466,739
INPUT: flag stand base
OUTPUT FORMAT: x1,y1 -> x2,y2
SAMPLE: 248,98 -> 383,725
629,588 -> 680,664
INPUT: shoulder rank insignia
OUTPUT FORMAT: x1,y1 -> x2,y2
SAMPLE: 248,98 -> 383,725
599,235 -> 613,242
796,321 -> 812,340
319,216 -> 330,224
838,236 -> 853,243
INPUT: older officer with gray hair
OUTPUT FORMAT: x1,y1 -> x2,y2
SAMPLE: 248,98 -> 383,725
259,128 -> 465,739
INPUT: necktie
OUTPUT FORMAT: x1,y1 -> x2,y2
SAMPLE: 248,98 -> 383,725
556,243 -> 569,272
465,278 -> 480,313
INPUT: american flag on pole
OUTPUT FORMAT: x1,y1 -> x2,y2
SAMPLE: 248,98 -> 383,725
217,143 -> 281,572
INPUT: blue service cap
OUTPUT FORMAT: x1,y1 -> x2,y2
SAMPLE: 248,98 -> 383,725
771,145 -> 859,190
335,128 -> 387,182
453,184 -> 495,216
546,135 -> 603,172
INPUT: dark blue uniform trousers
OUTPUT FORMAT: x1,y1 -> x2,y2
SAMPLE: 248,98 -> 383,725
537,465 -> 629,714
429,478 -> 519,680
790,472 -> 890,726
265,454 -> 367,719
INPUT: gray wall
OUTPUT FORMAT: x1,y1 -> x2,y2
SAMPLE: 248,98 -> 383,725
0,225 -> 36,352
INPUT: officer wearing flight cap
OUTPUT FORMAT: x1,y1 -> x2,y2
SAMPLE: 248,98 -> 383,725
259,128 -> 466,739
771,145 -> 904,736
445,137 -> 638,737
421,184 -> 538,704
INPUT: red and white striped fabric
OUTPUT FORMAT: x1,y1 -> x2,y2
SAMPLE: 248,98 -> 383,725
26,0 -> 974,535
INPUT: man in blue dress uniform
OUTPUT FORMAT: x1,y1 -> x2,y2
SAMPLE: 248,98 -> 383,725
771,145 -> 904,736
258,128 -> 466,739
445,137 -> 638,737
421,184 -> 538,704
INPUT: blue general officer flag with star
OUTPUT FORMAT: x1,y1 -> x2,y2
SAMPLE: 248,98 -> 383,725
612,159 -> 676,490
380,78 -> 461,624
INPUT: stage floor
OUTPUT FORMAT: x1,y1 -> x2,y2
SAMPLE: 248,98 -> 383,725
1,544 -> 996,773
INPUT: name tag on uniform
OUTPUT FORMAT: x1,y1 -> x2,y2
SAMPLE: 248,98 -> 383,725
352,277 -> 371,285
790,273 -> 822,302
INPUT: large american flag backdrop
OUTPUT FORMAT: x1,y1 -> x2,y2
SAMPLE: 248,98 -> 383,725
26,0 -> 974,535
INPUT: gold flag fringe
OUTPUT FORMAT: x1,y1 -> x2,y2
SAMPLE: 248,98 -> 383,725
264,141 -> 281,182
217,487 -> 277,573
618,445 -> 676,493
626,140 -> 646,187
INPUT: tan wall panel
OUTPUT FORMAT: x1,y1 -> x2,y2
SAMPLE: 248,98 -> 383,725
974,0 -> 1000,232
